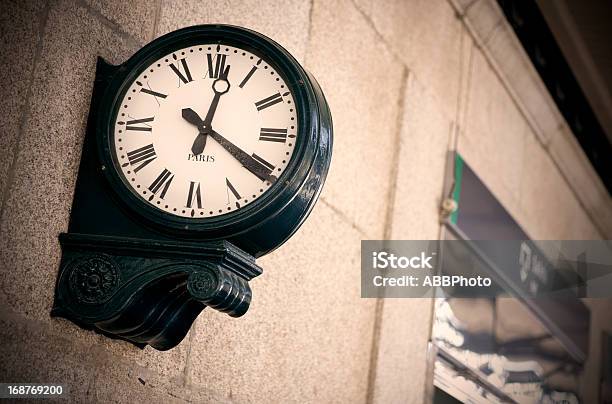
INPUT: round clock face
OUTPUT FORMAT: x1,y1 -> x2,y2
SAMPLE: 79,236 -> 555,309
112,43 -> 298,219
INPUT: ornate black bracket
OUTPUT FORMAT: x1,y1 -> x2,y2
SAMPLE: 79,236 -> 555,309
52,233 -> 262,350
51,25 -> 332,351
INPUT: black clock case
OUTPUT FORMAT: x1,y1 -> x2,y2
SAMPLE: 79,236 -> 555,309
51,25 -> 333,350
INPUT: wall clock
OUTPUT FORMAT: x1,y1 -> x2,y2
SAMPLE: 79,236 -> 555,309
52,25 -> 332,350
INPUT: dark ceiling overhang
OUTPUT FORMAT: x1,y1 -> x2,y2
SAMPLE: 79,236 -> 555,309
497,0 -> 612,195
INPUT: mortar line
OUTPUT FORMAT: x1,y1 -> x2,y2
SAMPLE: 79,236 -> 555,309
463,0 -> 482,14
422,33 -> 476,401
78,0 -> 142,50
0,1 -> 51,227
453,27 -> 466,138
182,319 -> 197,387
365,294 -> 385,404
319,197 -> 369,238
365,66 -> 409,404
349,0 -> 407,69
151,0 -> 163,41
381,70 -> 408,242
452,28 -> 475,152
302,0 -> 315,67
350,0 -> 468,132
421,120 -> 462,404
482,18 -> 505,46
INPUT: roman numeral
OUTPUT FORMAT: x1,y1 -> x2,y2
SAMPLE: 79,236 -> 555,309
225,178 -> 242,209
148,169 -> 173,200
140,87 -> 168,99
186,181 -> 202,209
137,81 -> 167,105
239,66 -> 257,88
124,117 -> 154,131
124,144 -> 156,173
255,93 -> 283,111
259,128 -> 287,143
239,59 -> 262,88
206,53 -> 229,79
169,57 -> 194,84
251,153 -> 275,171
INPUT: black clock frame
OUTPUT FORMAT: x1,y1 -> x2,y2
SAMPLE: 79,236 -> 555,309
52,25 -> 332,350
98,25 -> 332,255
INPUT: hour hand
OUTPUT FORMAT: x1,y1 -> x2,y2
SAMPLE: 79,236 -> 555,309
182,108 -> 209,155
182,108 -> 204,128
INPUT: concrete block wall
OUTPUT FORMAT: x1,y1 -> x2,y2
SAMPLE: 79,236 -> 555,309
0,0 -> 609,403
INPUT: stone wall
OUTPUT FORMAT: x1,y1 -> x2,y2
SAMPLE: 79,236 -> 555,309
0,0 -> 609,403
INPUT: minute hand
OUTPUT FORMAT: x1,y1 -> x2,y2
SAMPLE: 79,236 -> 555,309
208,129 -> 278,183
191,66 -> 231,155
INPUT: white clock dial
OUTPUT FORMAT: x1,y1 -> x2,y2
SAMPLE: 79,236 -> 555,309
112,44 -> 298,218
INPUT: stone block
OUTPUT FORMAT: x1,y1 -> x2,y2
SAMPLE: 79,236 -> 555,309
306,0 -> 404,238
519,134 -> 577,239
464,0 -> 503,44
94,331 -> 189,384
371,298 -> 433,404
88,356 -> 219,404
0,0 -> 189,383
390,75 -> 451,240
569,203 -> 602,240
187,202 -> 376,403
548,125 -> 611,239
0,306 -> 193,402
156,0 -> 311,63
0,1 -> 45,212
485,21 -> 561,146
85,0 -> 157,44
461,48 -> 527,207
0,311 -> 94,399
456,28 -> 476,131
0,0 -> 137,324
366,0 -> 464,120
370,74 -> 446,404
